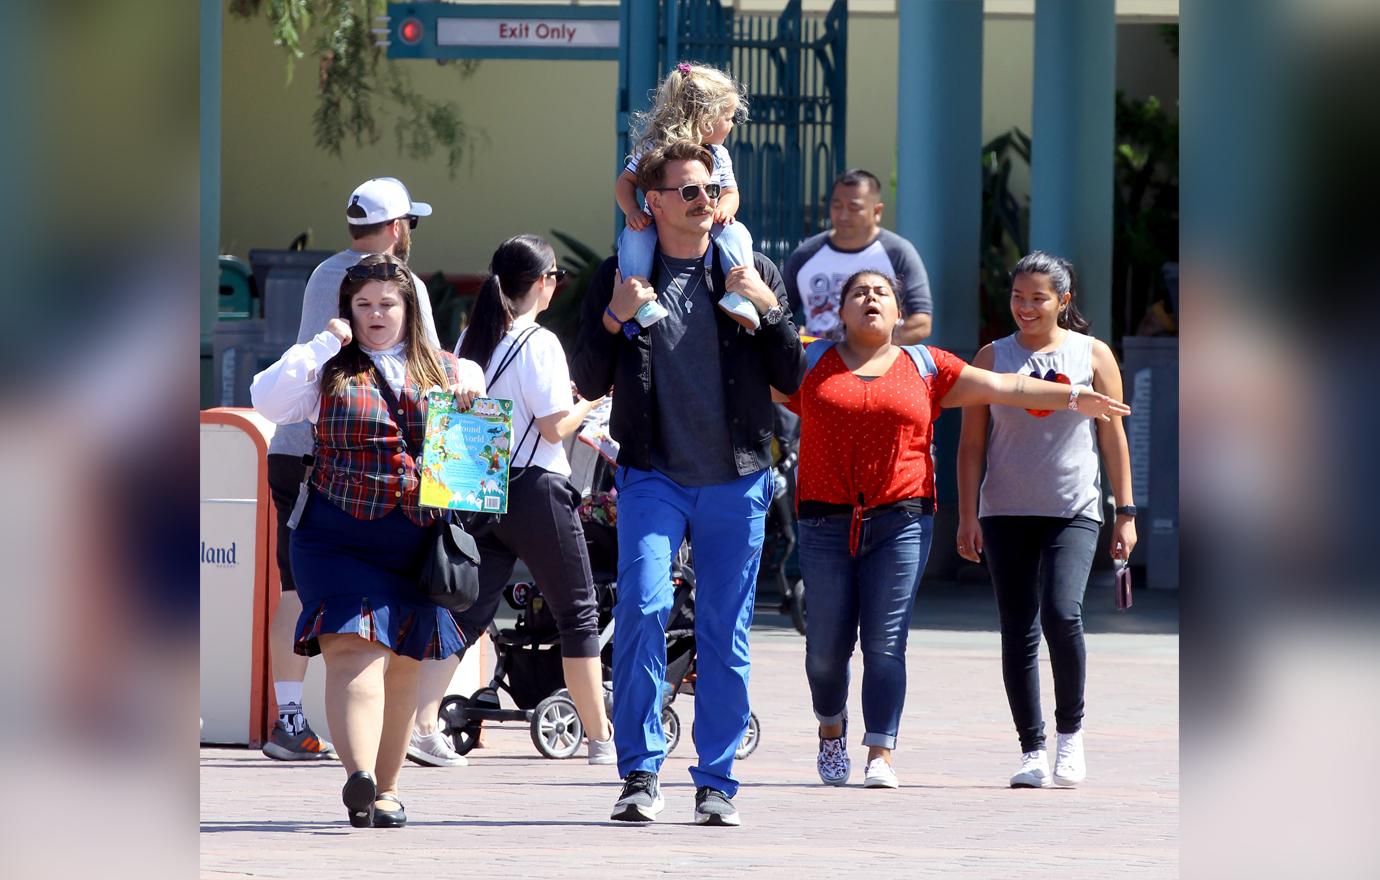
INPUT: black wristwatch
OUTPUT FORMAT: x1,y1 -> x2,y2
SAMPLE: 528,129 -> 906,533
761,305 -> 784,326
1114,505 -> 1138,518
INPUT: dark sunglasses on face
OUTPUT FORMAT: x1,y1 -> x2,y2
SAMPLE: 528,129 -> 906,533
543,267 -> 569,282
406,215 -> 419,229
732,106 -> 748,125
652,182 -> 722,202
345,262 -> 404,282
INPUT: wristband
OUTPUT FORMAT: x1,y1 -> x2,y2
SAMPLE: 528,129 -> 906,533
1066,386 -> 1083,412
604,305 -> 625,326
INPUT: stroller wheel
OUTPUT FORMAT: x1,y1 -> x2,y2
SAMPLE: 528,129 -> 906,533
531,694 -> 584,759
439,694 -> 485,756
661,706 -> 682,755
735,712 -> 761,760
788,578 -> 806,637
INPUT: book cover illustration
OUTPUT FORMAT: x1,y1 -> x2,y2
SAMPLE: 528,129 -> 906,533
419,393 -> 514,512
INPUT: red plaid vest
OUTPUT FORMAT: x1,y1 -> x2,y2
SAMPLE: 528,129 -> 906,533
311,351 -> 463,526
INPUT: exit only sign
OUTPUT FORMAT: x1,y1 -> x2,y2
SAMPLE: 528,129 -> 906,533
386,3 -> 621,61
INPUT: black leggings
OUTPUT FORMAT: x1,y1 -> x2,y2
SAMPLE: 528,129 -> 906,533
981,515 -> 1100,753
453,466 -> 602,658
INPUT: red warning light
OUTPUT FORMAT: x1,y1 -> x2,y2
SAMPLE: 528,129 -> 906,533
399,18 -> 424,45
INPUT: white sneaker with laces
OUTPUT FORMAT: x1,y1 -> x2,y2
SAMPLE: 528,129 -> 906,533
1010,749 -> 1051,788
1053,730 -> 1086,787
406,727 -> 468,767
587,724 -> 616,765
862,757 -> 899,789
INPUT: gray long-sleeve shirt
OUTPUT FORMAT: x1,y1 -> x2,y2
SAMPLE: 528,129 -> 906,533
265,247 -> 438,458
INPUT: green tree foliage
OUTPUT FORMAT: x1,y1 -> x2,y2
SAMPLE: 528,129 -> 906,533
228,0 -> 480,176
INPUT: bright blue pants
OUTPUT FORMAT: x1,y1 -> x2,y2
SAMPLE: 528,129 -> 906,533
617,220 -> 754,279
611,466 -> 771,796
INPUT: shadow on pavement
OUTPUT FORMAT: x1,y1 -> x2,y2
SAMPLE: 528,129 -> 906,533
754,574 -> 1178,636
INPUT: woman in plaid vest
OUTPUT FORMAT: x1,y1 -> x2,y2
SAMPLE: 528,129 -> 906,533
252,252 -> 486,829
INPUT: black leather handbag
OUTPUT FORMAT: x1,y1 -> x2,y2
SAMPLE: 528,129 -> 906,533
372,363 -> 480,613
418,517 -> 481,613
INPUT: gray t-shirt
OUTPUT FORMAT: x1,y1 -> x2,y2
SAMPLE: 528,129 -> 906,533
649,252 -> 739,487
266,247 -> 438,458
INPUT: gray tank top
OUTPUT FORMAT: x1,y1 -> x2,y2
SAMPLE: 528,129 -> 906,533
979,331 -> 1103,522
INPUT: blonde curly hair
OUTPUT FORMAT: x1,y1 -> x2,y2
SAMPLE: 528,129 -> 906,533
628,61 -> 749,160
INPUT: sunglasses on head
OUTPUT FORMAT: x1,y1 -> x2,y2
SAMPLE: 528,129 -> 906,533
345,262 -> 404,282
652,182 -> 722,202
543,267 -> 569,282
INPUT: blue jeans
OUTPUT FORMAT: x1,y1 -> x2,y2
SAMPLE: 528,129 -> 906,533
797,508 -> 933,750
611,466 -> 771,797
617,219 -> 754,279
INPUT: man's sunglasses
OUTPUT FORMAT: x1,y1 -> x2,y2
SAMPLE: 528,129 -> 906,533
543,267 -> 569,282
405,215 -> 420,229
345,262 -> 404,282
651,182 -> 722,202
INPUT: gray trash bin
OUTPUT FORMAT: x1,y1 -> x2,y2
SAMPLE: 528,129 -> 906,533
1121,336 -> 1179,590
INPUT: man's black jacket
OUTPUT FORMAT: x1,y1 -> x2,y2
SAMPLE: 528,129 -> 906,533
571,246 -> 806,477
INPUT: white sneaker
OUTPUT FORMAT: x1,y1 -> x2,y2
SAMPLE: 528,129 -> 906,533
717,293 -> 760,329
1053,730 -> 1086,787
1010,750 -> 1051,788
406,727 -> 468,767
587,724 -> 616,765
862,757 -> 899,789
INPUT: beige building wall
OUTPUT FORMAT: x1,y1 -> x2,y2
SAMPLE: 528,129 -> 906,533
221,11 -> 1170,275
221,12 -> 618,276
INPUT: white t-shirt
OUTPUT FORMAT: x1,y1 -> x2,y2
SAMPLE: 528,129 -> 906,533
456,321 -> 574,476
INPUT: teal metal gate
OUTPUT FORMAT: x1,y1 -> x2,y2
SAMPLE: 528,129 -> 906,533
661,0 -> 847,264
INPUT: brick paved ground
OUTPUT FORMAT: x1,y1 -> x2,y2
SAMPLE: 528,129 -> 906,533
201,579 -> 1178,878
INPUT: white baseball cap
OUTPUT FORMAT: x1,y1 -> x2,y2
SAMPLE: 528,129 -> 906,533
345,177 -> 433,225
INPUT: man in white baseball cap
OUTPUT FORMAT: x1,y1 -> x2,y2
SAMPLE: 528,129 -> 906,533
259,176 -> 455,765
344,177 -> 432,263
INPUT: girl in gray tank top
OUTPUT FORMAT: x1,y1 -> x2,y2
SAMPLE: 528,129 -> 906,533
979,331 -> 1102,521
955,251 -> 1137,792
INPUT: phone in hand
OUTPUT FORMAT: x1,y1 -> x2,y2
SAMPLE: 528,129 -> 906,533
1114,558 -> 1133,611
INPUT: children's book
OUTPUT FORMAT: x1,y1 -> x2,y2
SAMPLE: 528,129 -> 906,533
419,393 -> 513,513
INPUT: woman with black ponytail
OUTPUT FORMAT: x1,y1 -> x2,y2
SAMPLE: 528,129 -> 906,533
956,251 -> 1136,791
407,235 -> 616,768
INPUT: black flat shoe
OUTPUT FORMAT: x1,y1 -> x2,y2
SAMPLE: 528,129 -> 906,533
372,794 -> 406,829
342,770 -> 377,828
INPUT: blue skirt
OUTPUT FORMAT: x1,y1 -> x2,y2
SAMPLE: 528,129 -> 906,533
289,490 -> 464,660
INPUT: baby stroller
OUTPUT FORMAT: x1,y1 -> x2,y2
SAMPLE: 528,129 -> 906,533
436,398 -> 759,760
436,579 -> 615,759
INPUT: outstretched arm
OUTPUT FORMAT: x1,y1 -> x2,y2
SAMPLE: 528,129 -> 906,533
940,363 -> 1131,421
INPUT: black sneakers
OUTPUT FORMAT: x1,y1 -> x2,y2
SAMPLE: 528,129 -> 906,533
693,787 -> 740,827
610,771 -> 664,822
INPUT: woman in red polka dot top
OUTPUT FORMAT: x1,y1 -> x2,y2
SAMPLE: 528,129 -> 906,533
779,269 -> 1129,790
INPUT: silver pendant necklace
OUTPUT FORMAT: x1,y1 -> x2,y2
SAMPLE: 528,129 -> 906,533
658,254 -> 704,313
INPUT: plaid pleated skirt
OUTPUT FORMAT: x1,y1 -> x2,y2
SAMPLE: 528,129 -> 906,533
289,489 -> 464,660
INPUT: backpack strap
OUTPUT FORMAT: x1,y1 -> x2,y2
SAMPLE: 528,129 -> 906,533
803,339 -> 837,374
901,344 -> 936,378
805,340 -> 935,382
